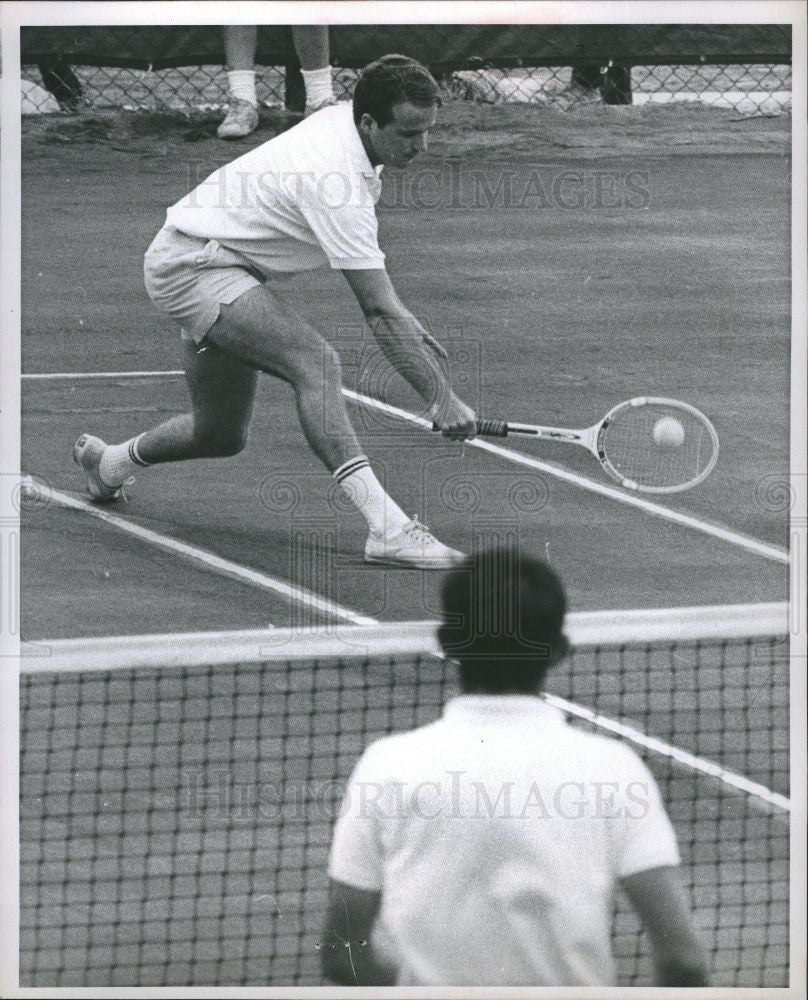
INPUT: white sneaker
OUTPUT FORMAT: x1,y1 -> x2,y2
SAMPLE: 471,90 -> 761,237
217,99 -> 259,139
73,434 -> 132,502
364,517 -> 466,569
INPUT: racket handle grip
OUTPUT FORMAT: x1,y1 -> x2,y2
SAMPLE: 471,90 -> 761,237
476,418 -> 509,437
431,419 -> 509,437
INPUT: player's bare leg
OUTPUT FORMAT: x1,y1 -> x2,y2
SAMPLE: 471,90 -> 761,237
136,340 -> 259,462
72,340 -> 258,499
75,284 -> 464,566
204,285 -> 363,471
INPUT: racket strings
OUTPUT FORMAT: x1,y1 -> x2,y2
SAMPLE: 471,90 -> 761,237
602,405 -> 716,490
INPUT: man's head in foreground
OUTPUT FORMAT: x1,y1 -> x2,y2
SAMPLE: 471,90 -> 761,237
353,54 -> 442,168
439,546 -> 569,694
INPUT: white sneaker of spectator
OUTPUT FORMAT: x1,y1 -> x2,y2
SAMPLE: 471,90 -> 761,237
217,99 -> 259,139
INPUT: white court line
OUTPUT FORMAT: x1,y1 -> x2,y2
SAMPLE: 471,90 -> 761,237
342,388 -> 790,565
23,369 -> 789,564
25,475 -> 791,813
40,487 -> 378,626
23,370 -> 185,380
542,691 -> 790,815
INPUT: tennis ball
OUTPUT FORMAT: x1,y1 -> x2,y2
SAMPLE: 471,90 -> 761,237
653,416 -> 685,448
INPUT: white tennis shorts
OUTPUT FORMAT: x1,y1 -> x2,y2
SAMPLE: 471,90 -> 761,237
143,226 -> 263,343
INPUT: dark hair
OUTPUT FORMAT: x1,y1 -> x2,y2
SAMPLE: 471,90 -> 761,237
353,54 -> 442,126
438,546 -> 569,695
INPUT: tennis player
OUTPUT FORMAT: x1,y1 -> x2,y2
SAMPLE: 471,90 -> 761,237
322,547 -> 709,986
74,55 -> 476,569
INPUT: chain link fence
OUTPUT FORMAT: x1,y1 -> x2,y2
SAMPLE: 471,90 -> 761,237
21,61 -> 792,117
21,24 -> 792,117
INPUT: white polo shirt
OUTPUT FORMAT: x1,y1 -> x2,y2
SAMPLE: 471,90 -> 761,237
164,104 -> 386,274
328,695 -> 680,987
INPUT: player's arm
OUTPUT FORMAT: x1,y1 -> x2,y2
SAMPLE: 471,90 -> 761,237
320,878 -> 397,985
620,865 -> 709,986
341,267 -> 476,440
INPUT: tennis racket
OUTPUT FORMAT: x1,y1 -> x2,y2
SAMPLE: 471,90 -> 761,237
434,396 -> 719,494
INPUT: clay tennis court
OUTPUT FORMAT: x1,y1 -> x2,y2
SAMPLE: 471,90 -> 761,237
21,102 -> 789,637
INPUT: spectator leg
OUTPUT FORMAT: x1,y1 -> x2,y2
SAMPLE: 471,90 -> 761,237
602,64 -> 632,104
224,25 -> 258,73
37,60 -> 82,111
570,64 -> 602,91
290,25 -> 330,71
218,25 -> 260,138
291,26 -> 334,112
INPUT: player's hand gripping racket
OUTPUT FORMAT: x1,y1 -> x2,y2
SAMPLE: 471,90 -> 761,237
434,396 -> 719,494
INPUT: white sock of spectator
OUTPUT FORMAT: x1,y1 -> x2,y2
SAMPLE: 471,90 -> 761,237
227,70 -> 257,106
301,67 -> 333,107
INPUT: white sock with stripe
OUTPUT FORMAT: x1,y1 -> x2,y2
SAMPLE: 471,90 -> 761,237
333,456 -> 410,538
227,70 -> 258,106
99,434 -> 150,487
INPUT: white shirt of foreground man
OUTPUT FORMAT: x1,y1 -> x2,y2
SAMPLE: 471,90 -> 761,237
328,696 -> 680,986
322,547 -> 709,988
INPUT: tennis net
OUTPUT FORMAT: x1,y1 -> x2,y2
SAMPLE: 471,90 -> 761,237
20,602 -> 790,987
